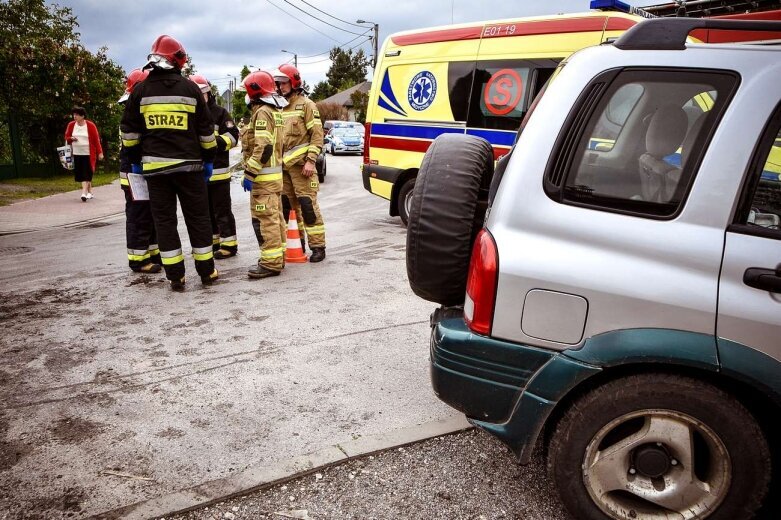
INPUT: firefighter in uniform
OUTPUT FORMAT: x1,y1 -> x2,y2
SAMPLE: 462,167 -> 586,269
191,75 -> 240,259
120,35 -> 218,291
242,70 -> 288,278
118,68 -> 161,274
272,64 -> 326,262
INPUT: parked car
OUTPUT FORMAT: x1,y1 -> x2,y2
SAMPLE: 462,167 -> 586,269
325,127 -> 364,155
323,120 -> 363,135
406,17 -> 781,520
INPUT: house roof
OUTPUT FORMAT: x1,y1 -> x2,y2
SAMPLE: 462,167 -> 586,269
320,81 -> 372,108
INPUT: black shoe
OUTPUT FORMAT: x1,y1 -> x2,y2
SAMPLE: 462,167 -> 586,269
213,249 -> 236,260
132,262 -> 162,274
170,277 -> 186,292
201,269 -> 219,285
248,265 -> 281,279
309,247 -> 326,263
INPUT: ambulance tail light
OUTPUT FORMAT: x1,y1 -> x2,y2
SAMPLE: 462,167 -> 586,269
463,229 -> 498,336
363,123 -> 373,165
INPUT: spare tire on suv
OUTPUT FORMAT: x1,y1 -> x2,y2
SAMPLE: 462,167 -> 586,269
406,134 -> 494,306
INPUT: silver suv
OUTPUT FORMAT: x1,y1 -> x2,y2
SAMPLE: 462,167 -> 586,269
406,18 -> 781,520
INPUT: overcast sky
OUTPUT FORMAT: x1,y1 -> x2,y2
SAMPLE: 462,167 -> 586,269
51,0 -> 656,92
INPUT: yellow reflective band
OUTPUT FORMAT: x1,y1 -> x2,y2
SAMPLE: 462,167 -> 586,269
220,135 -> 233,150
120,178 -> 130,186
143,161 -> 183,171
261,247 -> 285,259
200,139 -> 217,150
209,172 -> 231,182
255,130 -> 273,140
281,111 -> 304,118
248,157 -> 263,171
221,240 -> 238,247
305,225 -> 325,235
307,146 -> 321,154
127,250 -> 151,261
212,236 -> 221,245
122,139 -> 140,147
256,172 -> 283,182
140,103 -> 196,114
148,248 -> 160,256
162,254 -> 184,265
192,250 -> 214,261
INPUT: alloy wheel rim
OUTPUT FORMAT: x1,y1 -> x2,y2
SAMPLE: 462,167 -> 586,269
582,409 -> 731,520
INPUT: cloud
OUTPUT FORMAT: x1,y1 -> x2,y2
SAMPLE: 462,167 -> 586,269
52,0 -> 654,91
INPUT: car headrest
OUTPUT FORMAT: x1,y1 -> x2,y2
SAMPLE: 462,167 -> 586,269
646,104 -> 688,158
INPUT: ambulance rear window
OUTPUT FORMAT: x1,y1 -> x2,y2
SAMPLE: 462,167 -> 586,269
468,59 -> 560,131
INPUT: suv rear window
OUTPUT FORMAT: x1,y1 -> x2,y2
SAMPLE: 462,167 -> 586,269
547,68 -> 738,218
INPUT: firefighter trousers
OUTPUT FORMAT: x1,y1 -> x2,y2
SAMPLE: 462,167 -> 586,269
283,164 -> 325,248
207,180 -> 238,253
146,170 -> 215,282
250,178 -> 286,272
123,187 -> 160,270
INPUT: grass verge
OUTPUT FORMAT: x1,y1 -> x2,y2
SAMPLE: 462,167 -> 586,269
0,170 -> 118,206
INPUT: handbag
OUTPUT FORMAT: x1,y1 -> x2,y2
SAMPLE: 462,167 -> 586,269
57,143 -> 74,170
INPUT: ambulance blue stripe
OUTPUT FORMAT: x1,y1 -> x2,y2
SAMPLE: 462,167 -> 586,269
378,97 -> 407,117
465,129 -> 516,147
380,70 -> 407,116
371,123 -> 517,148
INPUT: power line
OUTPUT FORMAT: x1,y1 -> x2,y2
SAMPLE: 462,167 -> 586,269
294,0 -> 365,28
281,0 -> 365,36
298,37 -> 372,65
298,29 -> 372,59
265,0 -> 342,43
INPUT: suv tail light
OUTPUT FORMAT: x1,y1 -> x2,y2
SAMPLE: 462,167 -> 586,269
363,122 -> 372,165
464,229 -> 498,335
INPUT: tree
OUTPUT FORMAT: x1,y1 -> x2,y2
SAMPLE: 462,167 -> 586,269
0,0 -> 124,173
181,55 -> 196,77
231,65 -> 252,123
325,48 -> 368,92
350,90 -> 369,124
310,81 -> 336,102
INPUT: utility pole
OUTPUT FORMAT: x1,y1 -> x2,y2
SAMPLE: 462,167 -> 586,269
281,49 -> 297,68
356,20 -> 379,69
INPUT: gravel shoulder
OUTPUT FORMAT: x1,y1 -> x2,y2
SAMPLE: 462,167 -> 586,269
172,429 -> 570,520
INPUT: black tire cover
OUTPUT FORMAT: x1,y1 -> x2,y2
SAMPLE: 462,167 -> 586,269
406,134 -> 494,306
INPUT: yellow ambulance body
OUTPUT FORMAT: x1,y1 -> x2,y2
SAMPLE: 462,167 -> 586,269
361,11 -> 644,224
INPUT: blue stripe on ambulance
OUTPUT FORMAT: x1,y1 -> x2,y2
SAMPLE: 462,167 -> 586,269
380,70 -> 407,116
372,123 -> 515,150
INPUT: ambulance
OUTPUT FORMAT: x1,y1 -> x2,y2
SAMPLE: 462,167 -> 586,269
361,5 -> 650,225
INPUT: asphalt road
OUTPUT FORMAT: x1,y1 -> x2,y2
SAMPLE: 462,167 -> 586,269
0,153 -> 458,518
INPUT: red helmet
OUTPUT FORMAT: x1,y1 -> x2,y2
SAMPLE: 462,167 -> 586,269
118,68 -> 149,103
244,70 -> 277,101
274,63 -> 302,90
146,35 -> 187,70
190,74 -> 211,94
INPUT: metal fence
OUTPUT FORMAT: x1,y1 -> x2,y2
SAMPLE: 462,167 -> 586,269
0,112 -> 64,180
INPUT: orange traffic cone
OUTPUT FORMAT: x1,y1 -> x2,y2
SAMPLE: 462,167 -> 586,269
285,210 -> 308,263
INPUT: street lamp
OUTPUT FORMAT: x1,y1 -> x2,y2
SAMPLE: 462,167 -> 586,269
281,50 -> 297,68
356,19 -> 379,68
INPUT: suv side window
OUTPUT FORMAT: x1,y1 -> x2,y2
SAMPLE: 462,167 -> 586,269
733,111 -> 781,237
468,59 -> 559,131
547,69 -> 738,218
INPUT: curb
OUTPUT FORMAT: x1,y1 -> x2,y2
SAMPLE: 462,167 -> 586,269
93,415 -> 473,520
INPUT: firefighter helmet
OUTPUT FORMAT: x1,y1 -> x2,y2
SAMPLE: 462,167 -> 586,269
244,70 -> 277,101
145,35 -> 187,70
190,74 -> 211,94
118,68 -> 149,103
274,64 -> 302,90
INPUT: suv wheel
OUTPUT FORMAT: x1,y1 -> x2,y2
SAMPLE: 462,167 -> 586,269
549,373 -> 770,520
398,178 -> 415,226
406,134 -> 494,306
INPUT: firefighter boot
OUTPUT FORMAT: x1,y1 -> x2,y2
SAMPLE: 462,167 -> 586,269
248,264 -> 281,279
309,247 -> 326,263
170,277 -> 186,292
214,248 -> 236,260
201,269 -> 219,285
132,262 -> 162,274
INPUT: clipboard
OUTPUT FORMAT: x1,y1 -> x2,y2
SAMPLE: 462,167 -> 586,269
127,173 -> 150,201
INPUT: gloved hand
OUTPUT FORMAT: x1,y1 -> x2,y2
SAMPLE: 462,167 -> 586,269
243,177 -> 253,192
203,162 -> 213,182
131,164 -> 142,174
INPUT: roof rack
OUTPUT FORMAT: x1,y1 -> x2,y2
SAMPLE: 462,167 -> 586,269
614,17 -> 781,49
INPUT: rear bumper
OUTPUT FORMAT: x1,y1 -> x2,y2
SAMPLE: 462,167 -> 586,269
361,164 -> 402,200
430,319 -> 553,422
430,318 -> 600,463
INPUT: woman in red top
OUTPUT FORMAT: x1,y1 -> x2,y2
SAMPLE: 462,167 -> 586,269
65,106 -> 104,202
